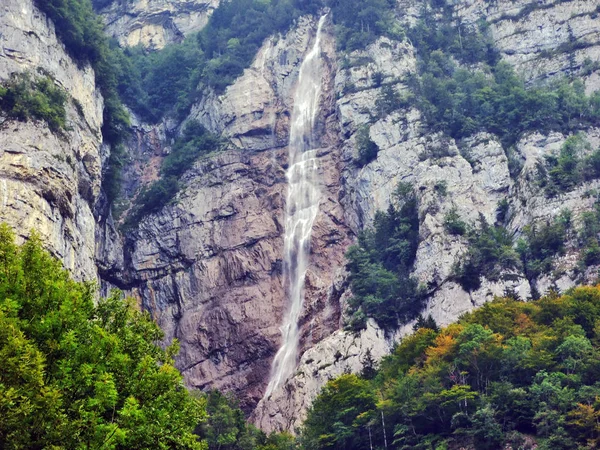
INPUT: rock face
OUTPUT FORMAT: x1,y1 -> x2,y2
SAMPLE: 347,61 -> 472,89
99,0 -> 220,49
457,0 -> 600,88
251,0 -> 600,431
115,16 -> 354,411
4,0 -> 600,436
101,0 -> 600,432
0,0 -> 104,281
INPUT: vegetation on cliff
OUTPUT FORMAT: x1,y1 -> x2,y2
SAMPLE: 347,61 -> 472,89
0,73 -> 67,132
302,286 -> 600,450
346,183 -> 424,331
33,0 -> 130,146
113,0 -> 322,123
124,120 -> 221,227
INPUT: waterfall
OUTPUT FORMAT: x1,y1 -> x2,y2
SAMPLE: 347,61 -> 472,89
264,15 -> 327,399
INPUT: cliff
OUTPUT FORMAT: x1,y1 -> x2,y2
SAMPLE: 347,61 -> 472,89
0,0 -> 105,281
98,0 -> 220,49
2,0 -> 600,434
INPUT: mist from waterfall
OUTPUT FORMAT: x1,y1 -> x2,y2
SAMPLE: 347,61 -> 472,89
263,15 -> 327,399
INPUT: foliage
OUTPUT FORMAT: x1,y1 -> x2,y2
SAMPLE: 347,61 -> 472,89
118,0 -> 321,122
575,198 -> 600,270
196,390 -> 295,450
516,210 -> 571,283
453,215 -> 520,291
0,73 -> 67,132
328,0 -> 400,52
443,207 -> 467,236
400,2 -> 600,147
32,0 -> 131,205
375,84 -> 403,118
302,286 -> 600,449
537,133 -> 600,197
33,0 -> 130,144
0,224 -> 206,449
345,184 -> 424,331
496,198 -> 510,225
355,124 -> 379,167
410,57 -> 600,147
300,374 -> 377,450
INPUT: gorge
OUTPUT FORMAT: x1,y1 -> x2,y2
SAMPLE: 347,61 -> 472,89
2,0 -> 600,445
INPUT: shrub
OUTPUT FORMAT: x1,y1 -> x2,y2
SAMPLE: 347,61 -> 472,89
375,84 -> 402,118
404,0 -> 600,148
124,121 -> 220,226
33,0 -> 130,145
496,199 -> 510,224
541,134 -> 590,197
454,216 -> 520,291
444,207 -> 467,236
355,125 -> 379,167
517,211 -> 571,281
0,73 -> 67,132
329,0 -> 399,52
346,184 -> 424,330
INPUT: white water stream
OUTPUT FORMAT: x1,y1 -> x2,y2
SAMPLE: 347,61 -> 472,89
263,15 -> 327,398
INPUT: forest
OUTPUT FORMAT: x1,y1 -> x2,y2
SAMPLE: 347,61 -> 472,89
7,222 -> 600,449
302,286 -> 600,450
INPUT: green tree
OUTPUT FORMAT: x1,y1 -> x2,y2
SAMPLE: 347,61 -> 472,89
302,374 -> 377,450
0,224 -> 207,449
355,124 -> 379,167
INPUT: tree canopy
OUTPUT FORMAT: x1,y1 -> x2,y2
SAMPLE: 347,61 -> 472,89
302,286 -> 600,449
0,224 -> 207,449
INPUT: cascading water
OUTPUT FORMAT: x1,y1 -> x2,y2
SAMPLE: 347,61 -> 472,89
263,15 -> 327,399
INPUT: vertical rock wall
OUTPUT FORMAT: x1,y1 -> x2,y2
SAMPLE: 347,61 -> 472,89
0,0 -> 105,281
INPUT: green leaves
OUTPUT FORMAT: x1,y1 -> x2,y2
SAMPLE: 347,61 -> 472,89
0,73 -> 67,132
345,188 -> 423,330
304,285 -> 600,449
0,226 -> 206,449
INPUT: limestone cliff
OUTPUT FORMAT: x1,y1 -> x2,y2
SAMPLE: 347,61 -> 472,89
253,0 -> 600,431
3,0 -> 600,435
0,0 -> 105,281
99,0 -> 220,49
108,16 -> 354,411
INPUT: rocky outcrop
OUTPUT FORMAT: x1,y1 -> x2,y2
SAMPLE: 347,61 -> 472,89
0,0 -> 104,281
99,0 -> 220,49
456,0 -> 600,89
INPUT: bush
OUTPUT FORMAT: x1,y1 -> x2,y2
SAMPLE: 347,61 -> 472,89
0,73 -> 67,132
496,199 -> 510,224
540,134 -> 590,197
120,0 -> 321,122
516,211 -> 571,282
444,207 -> 467,236
454,216 -> 520,291
355,124 -> 379,166
125,121 -> 220,226
329,0 -> 399,52
33,0 -> 130,145
375,84 -> 403,118
404,1 -> 600,147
